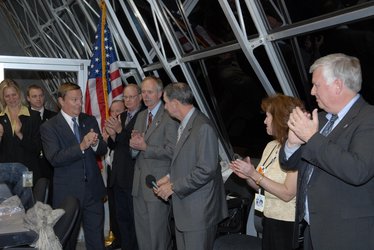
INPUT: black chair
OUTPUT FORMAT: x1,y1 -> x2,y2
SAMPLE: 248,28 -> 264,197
32,178 -> 49,204
214,172 -> 262,250
53,196 -> 80,248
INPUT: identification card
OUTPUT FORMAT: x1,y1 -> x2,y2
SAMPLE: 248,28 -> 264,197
254,193 -> 265,212
22,171 -> 33,187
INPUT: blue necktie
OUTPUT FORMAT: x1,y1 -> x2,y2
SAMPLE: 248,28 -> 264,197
72,117 -> 81,143
125,112 -> 132,126
321,114 -> 338,136
303,114 -> 339,223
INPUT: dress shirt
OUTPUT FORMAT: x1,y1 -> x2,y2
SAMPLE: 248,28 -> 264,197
60,110 -> 98,151
31,107 -> 44,120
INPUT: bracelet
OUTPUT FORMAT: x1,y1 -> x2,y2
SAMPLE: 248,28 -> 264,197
255,175 -> 264,186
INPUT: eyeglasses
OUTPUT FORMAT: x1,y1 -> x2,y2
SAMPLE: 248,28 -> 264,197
124,95 -> 139,100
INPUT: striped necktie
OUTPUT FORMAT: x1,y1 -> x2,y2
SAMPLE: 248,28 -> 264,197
72,117 -> 80,143
321,114 -> 338,136
147,112 -> 153,129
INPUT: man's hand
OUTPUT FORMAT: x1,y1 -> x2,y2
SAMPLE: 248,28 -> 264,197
80,129 -> 99,150
288,107 -> 319,143
286,129 -> 304,148
154,177 -> 173,201
129,130 -> 147,151
156,175 -> 170,187
106,116 -> 122,134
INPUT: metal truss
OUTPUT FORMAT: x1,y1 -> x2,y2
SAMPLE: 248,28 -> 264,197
0,0 -> 373,171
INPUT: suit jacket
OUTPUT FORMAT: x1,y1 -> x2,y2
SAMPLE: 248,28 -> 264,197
280,96 -> 374,250
107,107 -> 144,189
28,107 -> 57,123
40,112 -> 107,207
42,108 -> 57,123
170,109 -> 228,232
29,107 -> 57,180
0,109 -> 42,181
132,103 -> 178,201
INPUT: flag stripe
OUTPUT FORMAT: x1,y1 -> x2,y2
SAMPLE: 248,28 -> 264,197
84,1 -> 123,131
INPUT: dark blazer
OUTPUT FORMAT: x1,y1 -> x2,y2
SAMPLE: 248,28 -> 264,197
42,108 -> 57,123
107,107 -> 144,189
40,112 -> 107,207
28,107 -> 57,123
29,107 -> 57,182
279,145 -> 308,249
170,109 -> 228,232
0,108 -> 42,181
280,96 -> 374,250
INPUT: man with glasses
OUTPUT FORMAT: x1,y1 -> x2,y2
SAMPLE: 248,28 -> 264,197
105,84 -> 144,250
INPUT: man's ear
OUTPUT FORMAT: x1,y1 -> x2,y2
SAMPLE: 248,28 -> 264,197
334,78 -> 344,95
57,97 -> 63,107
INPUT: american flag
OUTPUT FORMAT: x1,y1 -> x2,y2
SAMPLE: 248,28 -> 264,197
85,0 -> 123,130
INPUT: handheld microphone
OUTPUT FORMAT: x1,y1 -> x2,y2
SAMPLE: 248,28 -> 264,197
145,175 -> 158,189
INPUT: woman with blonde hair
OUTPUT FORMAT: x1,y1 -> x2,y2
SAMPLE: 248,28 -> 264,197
0,79 -> 42,182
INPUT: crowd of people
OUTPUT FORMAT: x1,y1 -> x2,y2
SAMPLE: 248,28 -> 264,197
1,52 -> 374,250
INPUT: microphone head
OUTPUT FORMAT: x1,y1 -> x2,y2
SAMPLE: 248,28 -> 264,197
145,175 -> 156,189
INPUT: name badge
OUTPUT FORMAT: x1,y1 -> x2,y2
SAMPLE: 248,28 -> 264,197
254,193 -> 265,212
22,171 -> 33,187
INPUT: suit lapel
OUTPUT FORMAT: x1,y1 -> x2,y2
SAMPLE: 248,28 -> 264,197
145,104 -> 164,141
125,107 -> 143,129
172,110 -> 198,163
311,97 -> 365,181
56,112 -> 77,143
326,97 -> 365,140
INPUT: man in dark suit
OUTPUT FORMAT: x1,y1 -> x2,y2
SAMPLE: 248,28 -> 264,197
26,84 -> 57,203
102,99 -> 125,250
130,76 -> 178,250
26,84 -> 57,122
105,84 -> 144,250
40,82 -> 107,250
155,82 -> 228,250
281,53 -> 374,250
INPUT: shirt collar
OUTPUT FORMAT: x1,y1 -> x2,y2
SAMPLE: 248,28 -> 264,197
61,109 -> 78,125
0,105 -> 30,117
180,107 -> 195,129
327,94 -> 360,122
31,106 -> 44,118
148,101 -> 162,117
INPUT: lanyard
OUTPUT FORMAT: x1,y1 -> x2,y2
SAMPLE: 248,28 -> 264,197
258,144 -> 279,175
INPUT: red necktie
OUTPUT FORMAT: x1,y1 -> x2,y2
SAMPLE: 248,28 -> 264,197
147,112 -> 153,129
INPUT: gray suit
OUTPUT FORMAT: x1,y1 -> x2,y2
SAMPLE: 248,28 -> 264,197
132,103 -> 178,250
170,110 -> 228,250
281,96 -> 374,250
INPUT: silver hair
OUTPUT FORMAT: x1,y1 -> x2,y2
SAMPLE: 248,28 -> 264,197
309,53 -> 362,93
